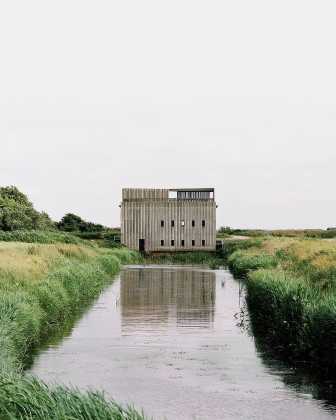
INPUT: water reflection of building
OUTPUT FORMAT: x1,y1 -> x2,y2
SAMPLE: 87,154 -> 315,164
120,268 -> 216,332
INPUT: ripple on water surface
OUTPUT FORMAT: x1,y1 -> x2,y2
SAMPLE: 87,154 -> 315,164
29,265 -> 336,420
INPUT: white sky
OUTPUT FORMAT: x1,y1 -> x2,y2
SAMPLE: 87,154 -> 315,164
1,0 -> 335,229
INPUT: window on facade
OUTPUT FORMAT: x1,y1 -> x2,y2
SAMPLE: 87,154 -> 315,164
181,239 -> 185,247
161,220 -> 164,227
202,220 -> 205,227
192,220 -> 195,227
202,240 -> 205,246
168,191 -> 177,199
171,220 -> 175,227
192,240 -> 195,246
161,240 -> 164,246
181,220 -> 185,227
171,239 -> 175,246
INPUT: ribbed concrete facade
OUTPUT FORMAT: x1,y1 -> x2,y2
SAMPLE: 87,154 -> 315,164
121,188 -> 216,252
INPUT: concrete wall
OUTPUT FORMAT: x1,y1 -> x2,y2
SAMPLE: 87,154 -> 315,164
121,188 -> 216,252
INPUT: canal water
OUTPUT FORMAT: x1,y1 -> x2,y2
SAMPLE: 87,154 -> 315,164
28,266 -> 336,420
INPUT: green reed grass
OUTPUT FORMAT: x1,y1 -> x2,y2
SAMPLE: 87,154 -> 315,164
226,237 -> 336,376
0,242 -> 146,419
247,268 -> 336,375
0,230 -> 87,245
0,374 -> 146,420
227,250 -> 277,277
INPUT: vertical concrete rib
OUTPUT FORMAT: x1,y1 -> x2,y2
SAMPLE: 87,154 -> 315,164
121,188 -> 216,251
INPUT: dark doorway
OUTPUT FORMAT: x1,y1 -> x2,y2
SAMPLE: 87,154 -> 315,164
139,239 -> 145,252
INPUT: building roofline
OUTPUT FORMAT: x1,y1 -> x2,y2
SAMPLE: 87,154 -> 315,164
122,188 -> 215,191
169,188 -> 214,192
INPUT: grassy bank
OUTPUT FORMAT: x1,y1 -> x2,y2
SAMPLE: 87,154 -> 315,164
0,229 -> 88,245
227,237 -> 336,375
0,241 -> 145,419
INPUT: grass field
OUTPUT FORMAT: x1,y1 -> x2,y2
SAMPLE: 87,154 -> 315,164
227,237 -> 336,375
218,228 -> 336,239
0,241 -> 145,420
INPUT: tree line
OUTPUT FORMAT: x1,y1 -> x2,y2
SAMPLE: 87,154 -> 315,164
0,186 -> 110,234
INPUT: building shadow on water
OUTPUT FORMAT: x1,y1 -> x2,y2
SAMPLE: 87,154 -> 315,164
120,267 -> 216,332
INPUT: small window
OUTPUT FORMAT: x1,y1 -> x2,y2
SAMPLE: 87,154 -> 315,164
169,191 -> 177,199
192,220 -> 195,227
171,220 -> 175,227
161,220 -> 164,227
202,240 -> 205,246
181,239 -> 185,247
161,240 -> 164,246
202,220 -> 205,227
171,239 -> 175,246
181,220 -> 185,227
192,240 -> 195,246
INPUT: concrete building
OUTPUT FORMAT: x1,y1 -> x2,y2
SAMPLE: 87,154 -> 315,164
120,188 -> 216,252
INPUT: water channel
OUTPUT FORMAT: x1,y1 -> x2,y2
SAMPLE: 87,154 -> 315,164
28,265 -> 336,419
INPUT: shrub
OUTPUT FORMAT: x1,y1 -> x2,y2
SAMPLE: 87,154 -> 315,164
217,238 -> 262,260
57,213 -> 105,233
228,250 -> 277,277
0,186 -> 55,231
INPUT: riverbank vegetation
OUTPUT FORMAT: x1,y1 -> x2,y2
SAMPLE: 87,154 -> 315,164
0,229 -> 87,245
227,237 -> 336,376
0,242 -> 144,419
145,251 -> 222,268
144,239 -> 261,268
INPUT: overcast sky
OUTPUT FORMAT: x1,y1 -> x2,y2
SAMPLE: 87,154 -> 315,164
1,1 -> 335,229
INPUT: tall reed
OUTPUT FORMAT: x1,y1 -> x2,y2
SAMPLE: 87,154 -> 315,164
0,242 -> 145,419
247,268 -> 336,375
0,230 -> 87,245
227,237 -> 336,376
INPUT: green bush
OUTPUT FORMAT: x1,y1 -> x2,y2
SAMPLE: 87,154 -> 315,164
0,186 -> 55,231
217,238 -> 262,260
57,213 -> 105,233
76,231 -> 104,239
228,250 -> 277,277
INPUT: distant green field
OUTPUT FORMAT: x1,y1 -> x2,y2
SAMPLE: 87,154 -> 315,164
217,227 -> 336,239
